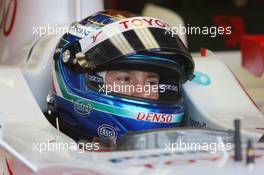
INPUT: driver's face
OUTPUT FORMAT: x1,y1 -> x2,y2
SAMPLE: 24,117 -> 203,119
105,70 -> 160,100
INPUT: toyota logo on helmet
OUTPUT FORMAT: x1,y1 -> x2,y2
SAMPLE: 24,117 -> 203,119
47,10 -> 194,142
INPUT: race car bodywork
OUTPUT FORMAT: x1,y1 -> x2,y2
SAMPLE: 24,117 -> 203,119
0,0 -> 264,174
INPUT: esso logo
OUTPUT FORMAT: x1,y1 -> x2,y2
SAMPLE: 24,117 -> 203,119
97,124 -> 117,140
0,0 -> 17,37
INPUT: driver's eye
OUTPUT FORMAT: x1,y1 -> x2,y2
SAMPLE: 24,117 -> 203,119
145,79 -> 159,85
117,76 -> 130,83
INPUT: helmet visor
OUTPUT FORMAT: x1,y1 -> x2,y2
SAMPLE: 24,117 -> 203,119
85,66 -> 182,104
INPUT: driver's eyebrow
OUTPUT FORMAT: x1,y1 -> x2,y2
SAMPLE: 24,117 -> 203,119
146,74 -> 160,79
118,70 -> 128,73
113,71 -> 129,76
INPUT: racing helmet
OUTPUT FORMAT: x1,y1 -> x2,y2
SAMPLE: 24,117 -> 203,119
49,10 -> 194,141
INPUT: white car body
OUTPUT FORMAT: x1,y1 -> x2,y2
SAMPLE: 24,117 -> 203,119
0,1 -> 263,174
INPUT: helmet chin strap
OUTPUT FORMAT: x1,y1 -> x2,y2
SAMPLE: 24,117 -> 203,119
97,71 -> 107,83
